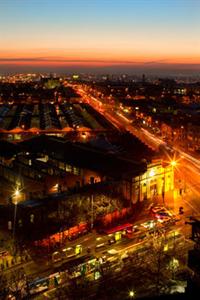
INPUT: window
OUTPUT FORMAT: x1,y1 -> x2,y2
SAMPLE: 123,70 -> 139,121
66,164 -> 72,172
73,167 -> 80,176
59,162 -> 65,170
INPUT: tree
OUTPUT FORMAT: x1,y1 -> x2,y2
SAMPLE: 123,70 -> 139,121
0,272 -> 8,298
8,267 -> 27,299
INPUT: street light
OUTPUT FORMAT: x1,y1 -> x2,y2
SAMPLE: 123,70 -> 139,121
129,290 -> 135,298
91,194 -> 94,230
14,188 -> 20,197
13,188 -> 20,239
170,160 -> 177,167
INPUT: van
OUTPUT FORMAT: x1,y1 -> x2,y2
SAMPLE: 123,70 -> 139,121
95,243 -> 106,251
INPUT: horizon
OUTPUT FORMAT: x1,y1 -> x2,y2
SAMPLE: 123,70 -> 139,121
1,63 -> 200,77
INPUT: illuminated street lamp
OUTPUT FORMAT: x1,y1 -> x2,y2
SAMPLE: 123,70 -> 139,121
13,188 -> 20,239
170,160 -> 177,167
14,188 -> 20,197
129,290 -> 135,298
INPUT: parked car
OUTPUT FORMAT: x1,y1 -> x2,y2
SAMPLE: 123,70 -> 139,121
0,250 -> 9,257
157,216 -> 171,223
108,238 -> 116,245
151,206 -> 165,213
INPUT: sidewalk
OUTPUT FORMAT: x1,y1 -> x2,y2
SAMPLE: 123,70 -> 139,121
0,228 -> 33,274
152,189 -> 188,214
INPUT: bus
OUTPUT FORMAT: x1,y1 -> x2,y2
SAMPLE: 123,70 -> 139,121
103,223 -> 133,235
28,272 -> 61,295
54,254 -> 96,274
28,277 -> 49,295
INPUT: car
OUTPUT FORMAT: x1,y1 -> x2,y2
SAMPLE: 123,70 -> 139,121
173,215 -> 181,222
151,206 -> 165,213
137,234 -> 147,242
95,242 -> 106,250
68,233 -> 79,240
141,220 -> 156,229
107,249 -> 118,255
158,211 -> 169,215
0,250 -> 9,257
108,238 -> 116,245
132,225 -> 140,233
155,212 -> 170,218
157,216 -> 171,223
156,213 -> 170,219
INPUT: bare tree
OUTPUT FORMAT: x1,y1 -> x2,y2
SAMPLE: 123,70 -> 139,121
8,267 -> 27,299
0,271 -> 8,298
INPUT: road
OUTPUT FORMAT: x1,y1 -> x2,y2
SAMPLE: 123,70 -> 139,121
2,200 -> 184,299
74,86 -> 200,217
3,87 -> 198,299
33,217 -> 192,299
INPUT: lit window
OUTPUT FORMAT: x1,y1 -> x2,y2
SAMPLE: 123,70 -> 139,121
73,167 -> 80,175
66,164 -> 72,172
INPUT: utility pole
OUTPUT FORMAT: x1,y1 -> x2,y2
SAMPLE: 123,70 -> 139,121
13,201 -> 18,240
162,168 -> 165,206
91,194 -> 94,230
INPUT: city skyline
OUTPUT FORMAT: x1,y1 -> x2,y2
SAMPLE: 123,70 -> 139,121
0,0 -> 200,74
1,1 -> 200,298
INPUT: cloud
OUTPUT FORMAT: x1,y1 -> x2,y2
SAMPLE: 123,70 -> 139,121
0,57 -> 172,65
0,56 -> 200,75
143,59 -> 169,65
0,57 -> 199,69
0,57 -> 136,64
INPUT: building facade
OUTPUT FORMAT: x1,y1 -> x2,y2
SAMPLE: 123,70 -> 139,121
122,160 -> 174,204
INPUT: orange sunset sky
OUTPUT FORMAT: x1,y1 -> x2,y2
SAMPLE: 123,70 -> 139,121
0,0 -> 200,73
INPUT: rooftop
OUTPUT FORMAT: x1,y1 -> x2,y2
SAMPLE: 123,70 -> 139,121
19,135 -> 147,179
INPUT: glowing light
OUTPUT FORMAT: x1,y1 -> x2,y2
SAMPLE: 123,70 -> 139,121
129,290 -> 135,298
14,189 -> 20,197
73,75 -> 79,80
164,244 -> 169,252
149,169 -> 155,177
82,133 -> 87,139
116,112 -> 132,123
75,244 -> 82,255
115,231 -> 122,241
171,160 -> 177,167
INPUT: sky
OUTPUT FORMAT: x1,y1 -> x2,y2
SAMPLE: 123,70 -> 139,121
0,0 -> 200,74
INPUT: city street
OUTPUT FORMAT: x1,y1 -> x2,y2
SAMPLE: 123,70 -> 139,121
75,86 -> 200,218
32,216 -> 192,299
1,2 -> 200,299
